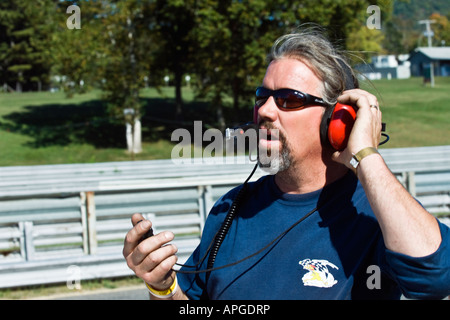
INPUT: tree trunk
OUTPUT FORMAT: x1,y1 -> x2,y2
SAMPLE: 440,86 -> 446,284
125,117 -> 142,154
133,118 -> 142,154
15,81 -> 22,93
213,93 -> 226,131
233,87 -> 239,112
174,66 -> 183,121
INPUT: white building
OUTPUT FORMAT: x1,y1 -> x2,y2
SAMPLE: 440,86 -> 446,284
355,54 -> 411,80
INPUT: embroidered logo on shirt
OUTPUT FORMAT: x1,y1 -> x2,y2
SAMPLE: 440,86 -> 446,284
299,258 -> 339,288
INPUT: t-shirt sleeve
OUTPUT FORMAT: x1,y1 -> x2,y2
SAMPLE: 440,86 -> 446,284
382,219 -> 450,300
177,243 -> 208,300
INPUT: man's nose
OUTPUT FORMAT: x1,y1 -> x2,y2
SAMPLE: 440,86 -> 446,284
257,97 -> 278,124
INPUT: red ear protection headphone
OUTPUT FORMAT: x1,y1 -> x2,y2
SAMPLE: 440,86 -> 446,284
320,60 -> 358,151
319,102 -> 357,151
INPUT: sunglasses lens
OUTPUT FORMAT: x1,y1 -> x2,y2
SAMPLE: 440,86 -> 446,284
255,87 -> 308,109
275,89 -> 306,109
255,87 -> 270,107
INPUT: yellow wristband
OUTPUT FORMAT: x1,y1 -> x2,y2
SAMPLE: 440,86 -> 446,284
145,277 -> 178,298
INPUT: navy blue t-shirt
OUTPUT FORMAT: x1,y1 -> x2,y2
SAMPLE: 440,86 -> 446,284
177,172 -> 450,300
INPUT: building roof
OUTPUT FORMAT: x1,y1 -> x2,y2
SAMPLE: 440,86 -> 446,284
413,47 -> 450,60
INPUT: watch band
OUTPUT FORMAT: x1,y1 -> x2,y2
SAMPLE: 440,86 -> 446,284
350,147 -> 379,169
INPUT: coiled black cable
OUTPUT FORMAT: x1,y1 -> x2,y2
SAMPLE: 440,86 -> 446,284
171,163 -> 258,276
204,163 -> 257,284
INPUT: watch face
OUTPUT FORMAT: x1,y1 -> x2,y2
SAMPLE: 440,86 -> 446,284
350,157 -> 359,169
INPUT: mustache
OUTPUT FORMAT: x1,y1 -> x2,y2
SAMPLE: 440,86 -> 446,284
258,121 -> 287,143
258,120 -> 277,130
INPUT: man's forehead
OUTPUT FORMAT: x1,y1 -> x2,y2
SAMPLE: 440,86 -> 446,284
263,58 -> 323,96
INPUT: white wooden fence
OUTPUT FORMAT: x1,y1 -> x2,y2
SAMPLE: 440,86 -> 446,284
0,146 -> 449,289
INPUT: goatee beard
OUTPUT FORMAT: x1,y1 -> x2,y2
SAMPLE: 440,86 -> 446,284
257,121 -> 292,174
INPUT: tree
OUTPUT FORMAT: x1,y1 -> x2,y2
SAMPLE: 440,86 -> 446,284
50,1 -> 106,96
430,13 -> 450,46
0,0 -> 54,92
50,1 -> 155,154
150,0 -> 197,121
99,0 -> 157,154
382,0 -> 450,54
191,0 -> 394,129
192,0 -> 299,129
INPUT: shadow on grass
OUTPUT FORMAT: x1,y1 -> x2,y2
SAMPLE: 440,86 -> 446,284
1,99 -> 125,148
0,97 -> 249,149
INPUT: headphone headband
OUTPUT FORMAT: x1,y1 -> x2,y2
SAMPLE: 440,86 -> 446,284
338,59 -> 358,91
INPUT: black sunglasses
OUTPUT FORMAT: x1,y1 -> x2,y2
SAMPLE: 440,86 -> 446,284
255,86 -> 327,110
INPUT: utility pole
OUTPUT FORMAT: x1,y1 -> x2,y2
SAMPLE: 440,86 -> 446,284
418,19 -> 436,87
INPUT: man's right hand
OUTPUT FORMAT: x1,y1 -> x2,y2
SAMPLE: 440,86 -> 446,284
122,213 -> 179,295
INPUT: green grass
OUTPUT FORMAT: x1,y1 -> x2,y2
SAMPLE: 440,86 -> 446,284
0,88 -> 195,166
0,77 -> 449,166
360,77 -> 450,148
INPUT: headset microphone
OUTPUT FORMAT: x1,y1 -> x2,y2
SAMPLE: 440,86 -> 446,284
225,122 -> 257,140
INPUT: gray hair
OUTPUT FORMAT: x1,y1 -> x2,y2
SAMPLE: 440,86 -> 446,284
267,27 -> 358,106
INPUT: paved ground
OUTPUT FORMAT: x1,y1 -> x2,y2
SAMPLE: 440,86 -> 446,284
31,285 -> 149,300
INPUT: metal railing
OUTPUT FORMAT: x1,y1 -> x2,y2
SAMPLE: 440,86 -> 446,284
0,146 -> 449,289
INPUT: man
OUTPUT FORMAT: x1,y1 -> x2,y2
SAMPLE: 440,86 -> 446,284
123,28 -> 450,299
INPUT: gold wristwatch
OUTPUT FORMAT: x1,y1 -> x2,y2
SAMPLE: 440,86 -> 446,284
349,147 -> 379,169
